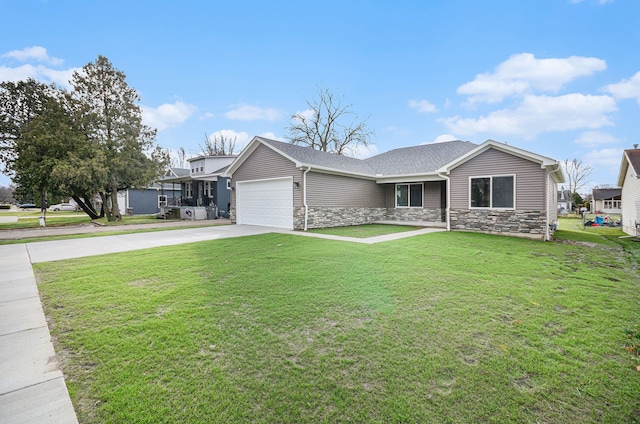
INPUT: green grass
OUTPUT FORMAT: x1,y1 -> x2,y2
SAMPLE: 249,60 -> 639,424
0,214 -> 164,230
36,232 -> 640,423
308,224 -> 422,238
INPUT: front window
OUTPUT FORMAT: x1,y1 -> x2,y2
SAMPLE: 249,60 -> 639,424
470,175 -> 514,209
396,183 -> 423,207
185,182 -> 193,198
603,200 -> 621,209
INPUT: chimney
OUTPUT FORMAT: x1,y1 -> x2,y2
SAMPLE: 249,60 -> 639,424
634,144 -> 639,149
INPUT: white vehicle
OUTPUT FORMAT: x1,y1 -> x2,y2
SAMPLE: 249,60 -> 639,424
49,203 -> 77,212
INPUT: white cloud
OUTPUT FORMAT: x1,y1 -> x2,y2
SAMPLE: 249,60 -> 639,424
224,104 -> 282,122
0,64 -> 79,88
142,101 -> 196,131
207,129 -> 252,151
604,71 -> 640,104
350,143 -> 378,159
457,53 -> 607,104
441,93 -> 617,137
258,132 -> 283,141
292,109 -> 316,122
433,134 -> 458,143
583,147 -> 624,182
408,99 -> 437,113
2,46 -> 63,66
573,131 -> 620,147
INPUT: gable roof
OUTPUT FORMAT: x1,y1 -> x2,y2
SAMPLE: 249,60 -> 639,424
617,147 -> 640,186
258,137 -> 379,177
592,188 -> 621,200
438,139 -> 565,184
225,136 -> 564,182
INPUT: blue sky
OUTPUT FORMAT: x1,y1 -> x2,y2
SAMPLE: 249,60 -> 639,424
1,0 -> 639,192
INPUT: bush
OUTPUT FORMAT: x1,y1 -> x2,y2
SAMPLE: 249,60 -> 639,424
0,204 -> 11,210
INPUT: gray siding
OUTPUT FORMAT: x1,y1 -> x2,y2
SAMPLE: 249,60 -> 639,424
424,181 -> 443,208
231,144 -> 303,207
449,148 -> 546,210
129,188 -> 181,214
306,172 -> 385,207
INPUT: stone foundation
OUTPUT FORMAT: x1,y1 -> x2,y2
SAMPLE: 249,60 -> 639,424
295,206 -> 388,230
388,208 -> 443,222
450,209 -> 547,240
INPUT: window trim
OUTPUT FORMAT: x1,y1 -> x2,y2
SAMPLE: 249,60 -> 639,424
395,183 -> 424,208
469,174 -> 516,210
185,182 -> 193,198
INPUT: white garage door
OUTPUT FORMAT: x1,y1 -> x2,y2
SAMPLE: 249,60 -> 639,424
236,177 -> 294,229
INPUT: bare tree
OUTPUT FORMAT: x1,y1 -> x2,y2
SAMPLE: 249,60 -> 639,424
168,147 -> 188,169
562,158 -> 594,195
0,185 -> 15,203
199,133 -> 236,156
286,86 -> 373,155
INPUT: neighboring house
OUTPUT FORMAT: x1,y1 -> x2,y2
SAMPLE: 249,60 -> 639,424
224,137 -> 565,240
591,188 -> 622,215
116,183 -> 182,216
161,155 -> 236,216
616,145 -> 640,236
557,188 -> 571,213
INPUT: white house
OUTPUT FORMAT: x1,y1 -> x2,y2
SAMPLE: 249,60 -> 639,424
616,145 -> 640,236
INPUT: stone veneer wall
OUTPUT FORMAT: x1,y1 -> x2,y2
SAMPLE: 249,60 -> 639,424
389,208 -> 443,222
450,209 -> 548,239
294,207 -> 388,230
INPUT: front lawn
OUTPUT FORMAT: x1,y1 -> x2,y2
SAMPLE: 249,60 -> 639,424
0,214 -> 162,230
36,231 -> 640,423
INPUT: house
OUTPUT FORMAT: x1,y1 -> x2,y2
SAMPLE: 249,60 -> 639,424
116,183 -> 182,215
616,145 -> 640,236
224,137 -> 565,240
591,188 -> 622,215
160,156 -> 236,218
557,188 -> 572,214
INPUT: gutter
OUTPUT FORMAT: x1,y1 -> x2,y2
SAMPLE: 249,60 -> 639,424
303,166 -> 311,231
437,172 -> 451,232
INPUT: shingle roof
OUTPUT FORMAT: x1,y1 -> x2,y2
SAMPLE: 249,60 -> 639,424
626,148 -> 640,175
257,137 -> 379,176
257,137 -> 478,177
592,188 -> 621,200
364,141 -> 477,175
170,168 -> 190,177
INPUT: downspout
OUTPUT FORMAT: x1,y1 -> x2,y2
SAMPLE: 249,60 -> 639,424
546,164 -> 562,241
437,172 -> 451,231
303,166 -> 311,231
545,172 -> 550,241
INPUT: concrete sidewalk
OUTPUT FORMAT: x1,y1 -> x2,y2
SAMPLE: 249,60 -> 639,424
0,244 -> 78,424
0,224 -> 444,423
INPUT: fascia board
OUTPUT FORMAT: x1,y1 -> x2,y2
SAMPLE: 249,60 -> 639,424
298,165 -> 378,180
191,175 -> 219,181
439,140 -> 556,174
375,173 -> 444,184
616,152 -> 630,187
